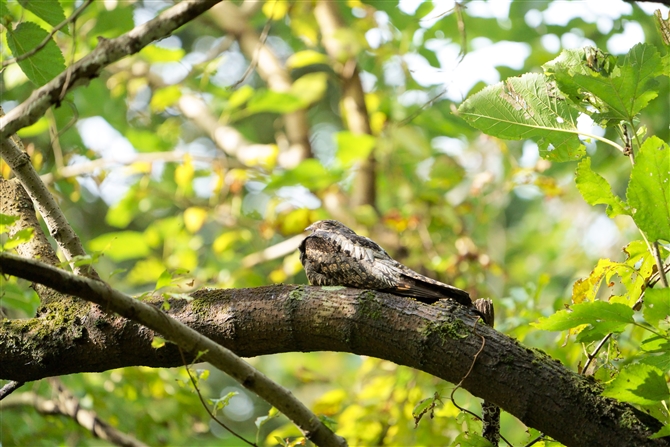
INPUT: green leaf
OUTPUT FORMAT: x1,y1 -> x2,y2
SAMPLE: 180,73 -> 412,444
651,424 -> 670,440
286,50 -> 329,69
3,228 -> 34,249
266,159 -> 340,190
458,73 -> 585,162
150,85 -> 182,112
246,90 -> 305,114
88,231 -> 151,261
18,0 -> 68,34
141,45 -> 186,63
603,363 -> 670,405
151,337 -> 166,349
6,21 -> 66,86
155,270 -> 173,290
627,136 -> 670,242
533,301 -> 634,332
575,157 -> 630,217
290,72 -> 328,106
335,131 -> 376,168
0,213 -> 20,227
643,289 -> 670,326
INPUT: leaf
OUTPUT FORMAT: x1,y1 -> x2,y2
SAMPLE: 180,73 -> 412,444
151,337 -> 166,349
335,131 -> 376,168
18,0 -> 68,33
6,21 -> 66,86
575,157 -> 630,217
155,270 -> 172,290
183,207 -> 208,233
627,136 -> 670,242
88,231 -> 151,261
651,424 -> 670,440
533,301 -> 634,332
246,90 -> 305,114
266,159 -> 340,190
150,85 -> 182,112
3,228 -> 34,249
603,363 -> 670,405
286,50 -> 329,69
458,72 -> 585,162
290,72 -> 328,106
643,289 -> 670,327
0,213 -> 20,227
571,258 -> 626,304
141,45 -> 185,62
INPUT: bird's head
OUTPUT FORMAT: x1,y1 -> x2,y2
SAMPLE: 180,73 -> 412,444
305,220 -> 357,235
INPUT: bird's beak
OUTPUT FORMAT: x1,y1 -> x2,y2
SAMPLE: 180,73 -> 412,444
305,223 -> 315,232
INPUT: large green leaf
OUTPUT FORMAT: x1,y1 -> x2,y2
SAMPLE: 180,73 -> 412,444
643,289 -> 670,327
533,301 -> 634,332
6,21 -> 66,86
458,73 -> 585,162
18,0 -> 68,33
575,157 -> 630,217
549,44 -> 664,124
603,363 -> 670,405
627,136 -> 670,242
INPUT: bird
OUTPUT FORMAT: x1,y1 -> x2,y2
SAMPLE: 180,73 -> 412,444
298,220 -> 472,307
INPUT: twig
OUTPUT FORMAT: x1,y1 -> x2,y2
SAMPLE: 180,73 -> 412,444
1,0 -> 94,68
0,252 -> 347,447
0,381 -> 25,401
582,333 -> 612,376
178,348 -> 256,446
241,234 -> 305,268
652,242 -> 668,288
229,1 -> 275,90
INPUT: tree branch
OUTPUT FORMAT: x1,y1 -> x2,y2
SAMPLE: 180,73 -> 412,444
0,253 -> 345,447
0,378 -> 149,447
0,253 -> 666,447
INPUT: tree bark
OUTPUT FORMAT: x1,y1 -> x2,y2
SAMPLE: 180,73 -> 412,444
0,276 -> 665,446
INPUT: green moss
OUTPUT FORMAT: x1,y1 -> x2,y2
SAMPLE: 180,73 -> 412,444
422,318 -> 470,344
358,290 -> 382,320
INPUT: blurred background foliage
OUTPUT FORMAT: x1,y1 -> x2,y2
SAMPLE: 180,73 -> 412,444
1,0 -> 668,445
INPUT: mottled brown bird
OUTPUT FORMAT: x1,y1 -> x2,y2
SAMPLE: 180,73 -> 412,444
299,220 -> 472,307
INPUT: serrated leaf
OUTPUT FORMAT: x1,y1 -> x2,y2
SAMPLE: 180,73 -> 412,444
533,301 -> 634,332
643,289 -> 670,326
335,131 -> 376,168
6,21 -> 66,86
603,363 -> 670,405
458,73 -> 585,162
627,136 -> 670,242
575,157 -> 630,217
18,0 -> 68,34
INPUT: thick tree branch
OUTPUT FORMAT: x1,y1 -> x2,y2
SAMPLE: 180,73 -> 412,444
0,253 -> 666,447
0,253 -> 345,447
0,378 -> 149,447
314,1 -> 376,209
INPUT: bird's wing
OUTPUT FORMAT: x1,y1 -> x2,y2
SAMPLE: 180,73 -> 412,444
378,258 -> 472,306
314,230 -> 391,263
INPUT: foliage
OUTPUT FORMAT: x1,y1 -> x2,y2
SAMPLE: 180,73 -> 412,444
1,0 -> 669,445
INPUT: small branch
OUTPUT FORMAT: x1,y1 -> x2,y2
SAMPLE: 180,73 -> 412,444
1,0 -> 94,68
0,123 -> 99,279
0,253 -> 347,447
1,378 -> 149,447
0,0 -> 223,140
241,234 -> 305,268
652,242 -> 668,288
0,381 -> 24,401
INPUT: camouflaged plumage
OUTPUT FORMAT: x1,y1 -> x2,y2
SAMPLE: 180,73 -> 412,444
299,220 -> 472,307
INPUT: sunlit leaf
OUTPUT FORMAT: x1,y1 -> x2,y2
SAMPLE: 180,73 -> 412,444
18,0 -> 67,33
533,301 -> 634,332
627,136 -> 670,242
286,50 -> 329,69
458,73 -> 585,162
183,207 -> 208,233
643,289 -> 670,326
575,157 -> 630,217
6,21 -> 66,86
247,90 -> 305,114
603,363 -> 670,405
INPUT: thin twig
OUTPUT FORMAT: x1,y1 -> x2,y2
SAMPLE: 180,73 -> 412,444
0,381 -> 25,401
449,319 -> 512,447
1,0 -> 94,68
652,241 -> 668,288
229,1 -> 275,89
178,348 -> 256,446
